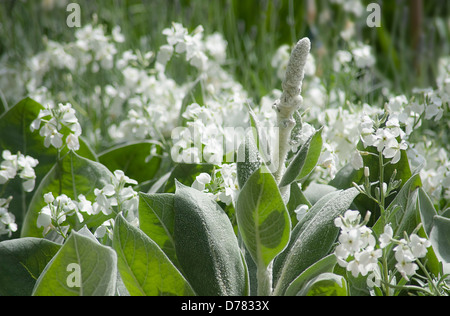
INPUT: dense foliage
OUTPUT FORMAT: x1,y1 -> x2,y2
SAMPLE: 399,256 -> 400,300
0,0 -> 449,296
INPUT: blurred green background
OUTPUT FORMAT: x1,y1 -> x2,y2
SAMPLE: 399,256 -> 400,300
0,0 -> 448,103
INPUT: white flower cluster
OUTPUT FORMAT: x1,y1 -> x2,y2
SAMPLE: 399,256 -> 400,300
334,210 -> 381,278
36,169 -> 138,239
0,150 -> 39,192
379,224 -> 431,281
333,42 -> 376,72
30,102 -> 82,151
191,163 -> 239,206
335,210 -> 432,288
0,197 -> 17,237
110,22 -> 246,149
158,22 -> 227,71
37,192 -> 85,235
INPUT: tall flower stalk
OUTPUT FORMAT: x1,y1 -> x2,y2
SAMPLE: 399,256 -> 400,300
273,38 -> 311,183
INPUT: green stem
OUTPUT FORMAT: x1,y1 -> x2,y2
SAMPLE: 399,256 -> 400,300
381,248 -> 391,296
378,152 -> 385,217
416,259 -> 441,296
257,262 -> 273,296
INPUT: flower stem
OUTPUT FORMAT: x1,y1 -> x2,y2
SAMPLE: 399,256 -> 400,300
272,38 -> 310,183
257,262 -> 273,296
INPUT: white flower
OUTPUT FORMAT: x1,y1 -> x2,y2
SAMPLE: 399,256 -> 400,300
339,228 -> 363,253
347,258 -> 365,277
40,120 -> 64,148
351,43 -> 376,68
385,116 -> 404,138
77,194 -> 94,215
373,128 -> 396,153
351,150 -> 364,170
113,170 -> 138,186
0,150 -> 18,183
44,192 -> 55,204
93,185 -> 117,215
0,150 -> 38,191
379,224 -> 393,248
394,247 -> 418,281
94,218 -> 115,240
192,172 -> 211,191
386,95 -> 408,113
37,205 -> 52,229
383,138 -> 407,164
66,133 -> 80,151
162,22 -> 188,48
205,33 -> 227,64
0,198 -> 17,237
156,44 -> 174,65
112,26 -> 125,43
31,103 -> 82,151
334,210 -> 381,278
408,234 -> 431,258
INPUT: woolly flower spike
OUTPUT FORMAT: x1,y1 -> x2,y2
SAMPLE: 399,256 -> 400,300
273,37 -> 311,182
281,37 -> 311,99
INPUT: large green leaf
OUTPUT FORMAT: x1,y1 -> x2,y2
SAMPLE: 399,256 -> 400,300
21,151 -> 113,238
236,166 -> 291,269
236,131 -> 262,189
284,254 -> 337,296
430,215 -> 450,275
98,140 -> 162,184
173,181 -> 248,296
32,230 -> 117,296
296,273 -> 348,296
138,192 -> 177,266
273,187 -> 359,295
0,237 -> 60,296
279,127 -> 323,187
417,188 -> 437,237
113,213 -> 194,296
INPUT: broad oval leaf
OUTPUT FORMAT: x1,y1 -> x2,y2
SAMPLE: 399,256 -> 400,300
113,213 -> 194,296
138,192 -> 177,266
430,215 -> 450,275
417,187 -> 437,237
236,166 -> 291,269
174,181 -> 248,296
236,131 -> 262,189
273,187 -> 359,295
0,237 -> 60,296
284,254 -> 337,296
32,230 -> 117,296
296,272 -> 347,296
